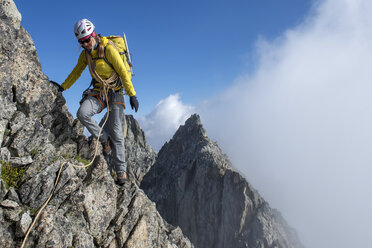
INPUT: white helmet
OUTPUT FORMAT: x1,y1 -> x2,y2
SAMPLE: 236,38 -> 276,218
74,19 -> 95,40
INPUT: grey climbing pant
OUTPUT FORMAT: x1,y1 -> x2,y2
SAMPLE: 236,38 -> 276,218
77,90 -> 126,173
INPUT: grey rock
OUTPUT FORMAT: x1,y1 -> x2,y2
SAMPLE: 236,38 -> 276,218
3,206 -> 22,222
73,232 -> 94,248
6,187 -> 21,204
82,156 -> 117,240
9,155 -> 33,167
0,119 -> 8,147
111,181 -> 193,248
56,142 -> 78,157
16,211 -> 32,237
1,199 -> 19,208
51,162 -> 87,207
33,143 -> 56,166
0,179 -> 8,200
142,114 -> 303,248
125,115 -> 157,183
0,215 -> 16,248
56,156 -> 193,248
14,152 -> 192,248
77,135 -> 91,159
10,118 -> 36,156
0,0 -> 21,29
168,227 -> 194,248
72,118 -> 85,139
33,206 -> 73,248
18,161 -> 60,209
0,147 -> 11,163
9,111 -> 26,135
0,95 -> 17,121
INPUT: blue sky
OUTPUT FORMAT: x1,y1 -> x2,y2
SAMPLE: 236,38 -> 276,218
14,1 -> 372,248
14,0 -> 312,115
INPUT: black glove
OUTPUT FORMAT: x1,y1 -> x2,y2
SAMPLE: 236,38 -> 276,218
130,95 -> 139,112
50,80 -> 64,92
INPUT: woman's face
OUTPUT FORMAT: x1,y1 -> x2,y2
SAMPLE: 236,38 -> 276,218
82,38 -> 94,50
80,34 -> 95,50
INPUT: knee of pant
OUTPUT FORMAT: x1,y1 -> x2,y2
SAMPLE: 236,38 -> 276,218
110,131 -> 124,142
110,121 -> 123,132
77,108 -> 89,122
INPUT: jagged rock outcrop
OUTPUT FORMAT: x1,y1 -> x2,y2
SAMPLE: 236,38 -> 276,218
16,156 -> 192,248
125,116 -> 157,183
141,114 -> 303,248
0,1 -> 192,247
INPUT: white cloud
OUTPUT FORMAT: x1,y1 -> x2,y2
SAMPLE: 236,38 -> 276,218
138,94 -> 195,151
199,0 -> 372,247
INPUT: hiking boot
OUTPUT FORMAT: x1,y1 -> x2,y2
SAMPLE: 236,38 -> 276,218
116,171 -> 128,185
101,137 -> 111,156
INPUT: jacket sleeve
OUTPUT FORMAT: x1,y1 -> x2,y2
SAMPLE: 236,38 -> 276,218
61,51 -> 88,90
105,45 -> 136,96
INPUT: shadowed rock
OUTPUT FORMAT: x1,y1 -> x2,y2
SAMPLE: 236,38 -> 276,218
142,114 -> 303,248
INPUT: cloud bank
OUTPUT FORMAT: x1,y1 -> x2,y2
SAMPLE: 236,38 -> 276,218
138,94 -> 195,151
199,0 -> 372,247
140,0 -> 372,247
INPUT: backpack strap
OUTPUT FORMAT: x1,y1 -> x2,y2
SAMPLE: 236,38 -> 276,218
102,39 -> 123,70
103,46 -> 114,70
97,37 -> 132,74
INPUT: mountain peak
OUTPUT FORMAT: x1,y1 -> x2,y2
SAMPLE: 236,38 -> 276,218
154,114 -> 231,176
181,114 -> 206,138
142,115 -> 303,248
161,114 -> 207,152
183,113 -> 203,130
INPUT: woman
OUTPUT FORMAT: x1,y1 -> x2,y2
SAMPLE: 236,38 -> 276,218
60,19 -> 138,185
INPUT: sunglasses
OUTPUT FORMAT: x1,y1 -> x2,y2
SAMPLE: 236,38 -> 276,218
79,34 -> 92,44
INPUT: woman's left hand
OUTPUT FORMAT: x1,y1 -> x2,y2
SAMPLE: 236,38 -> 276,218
130,96 -> 139,112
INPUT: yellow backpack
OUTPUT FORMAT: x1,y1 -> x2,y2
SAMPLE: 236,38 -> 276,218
104,33 -> 134,77
85,33 -> 134,90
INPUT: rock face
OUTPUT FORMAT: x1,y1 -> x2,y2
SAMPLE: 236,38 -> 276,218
0,1 -> 192,247
18,156 -> 192,248
125,115 -> 157,183
141,114 -> 303,248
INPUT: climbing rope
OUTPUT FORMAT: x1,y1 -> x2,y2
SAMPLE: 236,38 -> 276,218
20,80 -> 118,247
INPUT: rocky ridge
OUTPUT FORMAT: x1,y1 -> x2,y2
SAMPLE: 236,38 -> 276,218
0,1 -> 191,247
141,115 -> 303,248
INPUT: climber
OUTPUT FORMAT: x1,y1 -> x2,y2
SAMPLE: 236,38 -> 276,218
58,19 -> 139,185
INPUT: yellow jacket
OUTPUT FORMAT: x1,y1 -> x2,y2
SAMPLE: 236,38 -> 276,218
61,36 -> 136,96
